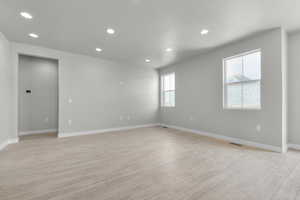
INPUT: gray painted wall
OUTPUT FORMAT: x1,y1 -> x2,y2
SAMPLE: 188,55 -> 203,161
59,53 -> 159,133
281,29 -> 288,151
10,43 -> 159,138
159,28 -> 285,148
18,55 -> 58,133
0,32 -> 12,145
288,31 -> 300,144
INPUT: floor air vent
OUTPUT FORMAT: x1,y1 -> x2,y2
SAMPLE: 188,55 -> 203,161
230,142 -> 243,147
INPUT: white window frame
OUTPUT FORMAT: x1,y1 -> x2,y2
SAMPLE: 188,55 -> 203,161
161,72 -> 175,107
223,49 -> 261,110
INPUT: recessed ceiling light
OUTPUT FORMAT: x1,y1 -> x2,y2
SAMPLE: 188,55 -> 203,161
20,12 -> 33,19
165,48 -> 173,52
96,48 -> 102,52
106,28 -> 115,34
201,29 -> 209,35
29,33 -> 39,38
145,59 -> 151,63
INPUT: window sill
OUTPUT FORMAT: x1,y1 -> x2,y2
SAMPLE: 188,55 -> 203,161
223,107 -> 261,111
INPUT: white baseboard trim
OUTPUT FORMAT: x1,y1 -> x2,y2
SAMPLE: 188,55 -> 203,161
19,129 -> 58,136
288,144 -> 300,151
0,138 -> 19,151
8,138 -> 19,144
0,140 -> 8,151
58,124 -> 160,138
161,124 -> 283,153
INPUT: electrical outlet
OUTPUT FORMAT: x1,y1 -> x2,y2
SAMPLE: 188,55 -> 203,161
45,117 -> 49,123
68,120 -> 72,126
68,98 -> 73,104
256,124 -> 261,132
119,116 -> 123,121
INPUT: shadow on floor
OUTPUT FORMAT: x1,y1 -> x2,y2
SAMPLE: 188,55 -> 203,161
19,132 -> 58,141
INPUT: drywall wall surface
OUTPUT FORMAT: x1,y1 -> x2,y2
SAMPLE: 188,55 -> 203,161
288,31 -> 300,145
58,53 -> 159,133
281,29 -> 288,152
11,43 -> 159,137
0,32 -> 12,145
160,28 -> 284,148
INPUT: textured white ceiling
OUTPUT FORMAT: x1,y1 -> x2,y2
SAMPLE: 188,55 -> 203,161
0,0 -> 299,68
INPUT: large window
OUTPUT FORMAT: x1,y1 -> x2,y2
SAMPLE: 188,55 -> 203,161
161,73 -> 175,107
223,50 -> 261,109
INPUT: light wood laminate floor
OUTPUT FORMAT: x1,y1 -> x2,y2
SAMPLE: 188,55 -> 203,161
1,127 -> 300,200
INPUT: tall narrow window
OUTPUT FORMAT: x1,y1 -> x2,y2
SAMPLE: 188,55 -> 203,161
161,73 -> 175,107
223,50 -> 261,109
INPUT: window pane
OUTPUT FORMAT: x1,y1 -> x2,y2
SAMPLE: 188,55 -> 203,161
227,84 -> 242,108
164,75 -> 171,91
225,57 -> 243,83
243,51 -> 261,80
169,74 -> 175,90
164,90 -> 175,107
243,81 -> 260,108
161,73 -> 175,107
163,74 -> 175,91
161,76 -> 164,91
169,90 -> 175,107
164,91 -> 169,106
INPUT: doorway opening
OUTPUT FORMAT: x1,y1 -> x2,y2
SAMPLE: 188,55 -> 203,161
18,55 -> 59,140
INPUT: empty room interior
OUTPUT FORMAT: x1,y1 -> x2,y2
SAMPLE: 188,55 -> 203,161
1,0 -> 300,199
